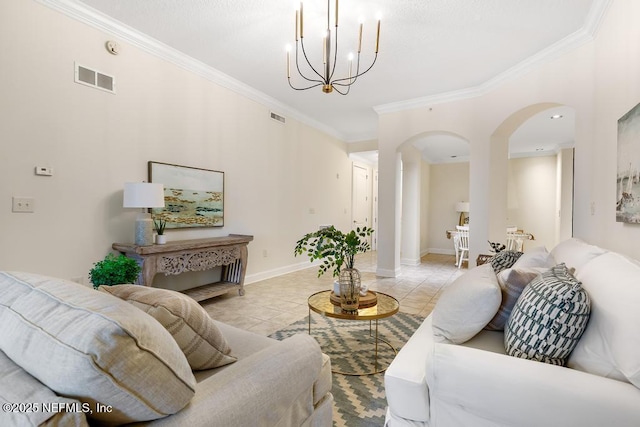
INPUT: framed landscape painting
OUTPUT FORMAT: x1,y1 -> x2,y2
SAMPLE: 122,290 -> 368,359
617,102 -> 640,223
148,161 -> 224,228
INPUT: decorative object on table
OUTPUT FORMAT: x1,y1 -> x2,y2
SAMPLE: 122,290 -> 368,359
616,101 -> 640,223
294,225 -> 374,311
153,217 -> 167,244
488,241 -> 506,253
329,289 -> 377,308
89,253 -> 141,289
455,201 -> 469,226
149,161 -> 224,228
123,182 -> 165,246
285,0 -> 381,95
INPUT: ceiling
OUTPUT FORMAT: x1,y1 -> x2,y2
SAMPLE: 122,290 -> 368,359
56,0 -> 606,161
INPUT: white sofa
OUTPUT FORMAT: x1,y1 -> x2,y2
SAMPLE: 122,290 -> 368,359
384,238 -> 640,427
0,272 -> 333,427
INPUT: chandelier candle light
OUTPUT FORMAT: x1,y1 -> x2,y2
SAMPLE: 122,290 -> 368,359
286,0 -> 380,95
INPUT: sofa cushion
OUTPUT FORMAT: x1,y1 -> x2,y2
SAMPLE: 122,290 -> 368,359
550,238 -> 607,271
490,250 -> 523,274
484,268 -> 542,331
569,252 -> 640,388
511,246 -> 555,269
432,264 -> 501,344
0,349 -> 89,427
0,271 -> 196,424
100,285 -> 237,370
505,264 -> 591,366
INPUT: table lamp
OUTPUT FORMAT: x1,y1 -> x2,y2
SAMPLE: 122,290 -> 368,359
123,182 -> 165,246
455,201 -> 470,226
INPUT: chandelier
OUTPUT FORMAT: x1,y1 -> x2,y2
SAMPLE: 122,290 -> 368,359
286,0 -> 381,95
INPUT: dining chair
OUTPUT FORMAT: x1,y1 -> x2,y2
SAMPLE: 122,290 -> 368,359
457,229 -> 469,268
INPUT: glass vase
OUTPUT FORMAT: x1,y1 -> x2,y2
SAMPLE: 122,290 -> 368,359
339,268 -> 361,312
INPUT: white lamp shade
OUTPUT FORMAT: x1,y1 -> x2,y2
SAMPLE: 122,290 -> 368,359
455,201 -> 470,213
123,182 -> 165,208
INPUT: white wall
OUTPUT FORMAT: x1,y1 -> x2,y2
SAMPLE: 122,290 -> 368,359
0,0 -> 354,284
507,156 -> 558,250
426,162 -> 469,254
425,157 -> 560,255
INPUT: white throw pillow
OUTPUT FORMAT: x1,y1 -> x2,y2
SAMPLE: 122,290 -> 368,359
511,246 -> 554,269
550,238 -> 607,271
570,252 -> 640,388
0,271 -> 196,424
432,264 -> 501,344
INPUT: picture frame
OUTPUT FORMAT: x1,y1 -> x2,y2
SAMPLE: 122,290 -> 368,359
617,102 -> 640,223
148,161 -> 224,228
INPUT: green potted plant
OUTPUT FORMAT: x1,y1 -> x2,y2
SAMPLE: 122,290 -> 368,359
153,217 -> 167,244
89,253 -> 141,289
295,226 -> 374,311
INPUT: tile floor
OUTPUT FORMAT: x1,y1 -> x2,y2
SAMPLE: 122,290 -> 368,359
201,252 -> 465,336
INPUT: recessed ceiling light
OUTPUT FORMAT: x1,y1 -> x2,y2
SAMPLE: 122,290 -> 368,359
550,114 -> 563,119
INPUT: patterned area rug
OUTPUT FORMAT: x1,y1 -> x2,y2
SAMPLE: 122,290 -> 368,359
269,312 -> 424,427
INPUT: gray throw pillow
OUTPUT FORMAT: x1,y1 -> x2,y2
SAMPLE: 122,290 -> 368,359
484,268 -> 541,331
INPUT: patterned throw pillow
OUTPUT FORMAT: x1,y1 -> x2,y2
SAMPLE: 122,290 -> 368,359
504,264 -> 591,366
490,250 -> 523,274
100,285 -> 237,370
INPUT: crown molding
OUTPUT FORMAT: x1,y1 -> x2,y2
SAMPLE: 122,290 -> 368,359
374,0 -> 612,116
35,0 -> 347,142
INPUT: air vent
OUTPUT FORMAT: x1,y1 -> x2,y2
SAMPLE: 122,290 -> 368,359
74,62 -> 115,94
270,112 -> 286,124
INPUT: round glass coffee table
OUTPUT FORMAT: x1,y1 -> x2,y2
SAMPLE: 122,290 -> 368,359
307,290 -> 400,375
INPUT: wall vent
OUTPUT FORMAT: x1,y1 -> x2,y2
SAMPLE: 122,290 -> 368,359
270,112 -> 286,124
74,62 -> 116,94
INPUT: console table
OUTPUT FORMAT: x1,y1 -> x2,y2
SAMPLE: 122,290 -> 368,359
112,234 -> 253,302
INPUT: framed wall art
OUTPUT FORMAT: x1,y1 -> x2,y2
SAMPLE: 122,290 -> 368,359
617,102 -> 640,223
148,161 -> 224,228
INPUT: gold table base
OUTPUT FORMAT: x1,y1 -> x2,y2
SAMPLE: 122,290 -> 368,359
307,290 -> 400,376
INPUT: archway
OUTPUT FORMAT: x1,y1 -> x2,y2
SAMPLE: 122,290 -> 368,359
477,102 -> 574,263
395,131 -> 471,266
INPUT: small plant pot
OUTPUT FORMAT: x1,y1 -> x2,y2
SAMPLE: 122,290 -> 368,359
156,234 -> 167,245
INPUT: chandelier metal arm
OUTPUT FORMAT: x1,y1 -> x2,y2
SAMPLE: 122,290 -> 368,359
298,38 -> 327,83
288,79 -> 324,91
332,53 -> 378,87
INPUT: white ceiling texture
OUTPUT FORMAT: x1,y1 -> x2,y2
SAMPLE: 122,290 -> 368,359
52,0 -> 609,163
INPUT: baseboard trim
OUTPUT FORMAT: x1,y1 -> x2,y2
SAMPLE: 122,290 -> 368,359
244,260 -> 317,286
401,257 -> 421,266
376,267 -> 401,278
428,248 -> 456,255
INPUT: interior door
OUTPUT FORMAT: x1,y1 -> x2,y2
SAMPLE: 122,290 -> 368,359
352,164 -> 371,234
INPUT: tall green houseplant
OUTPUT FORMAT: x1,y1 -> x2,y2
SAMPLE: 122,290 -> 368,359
295,226 -> 374,311
89,253 -> 141,289
294,226 -> 374,277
